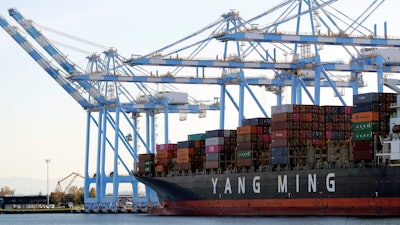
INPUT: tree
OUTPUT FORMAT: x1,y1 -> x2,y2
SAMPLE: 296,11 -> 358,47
89,187 -> 96,198
0,186 -> 15,196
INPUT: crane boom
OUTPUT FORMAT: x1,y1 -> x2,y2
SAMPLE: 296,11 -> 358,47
0,15 -> 91,109
8,8 -> 107,106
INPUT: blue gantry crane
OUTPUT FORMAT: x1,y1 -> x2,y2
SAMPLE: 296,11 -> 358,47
0,9 -> 219,211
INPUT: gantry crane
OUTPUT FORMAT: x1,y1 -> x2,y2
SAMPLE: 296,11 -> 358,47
54,172 -> 85,194
0,9 -> 218,211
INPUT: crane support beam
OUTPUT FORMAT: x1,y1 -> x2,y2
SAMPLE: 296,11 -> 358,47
8,8 -> 107,106
0,15 -> 91,109
71,74 -> 354,88
215,31 -> 400,47
126,58 -> 400,73
121,103 -> 220,113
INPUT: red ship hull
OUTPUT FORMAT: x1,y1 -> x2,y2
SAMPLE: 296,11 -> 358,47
150,198 -> 400,216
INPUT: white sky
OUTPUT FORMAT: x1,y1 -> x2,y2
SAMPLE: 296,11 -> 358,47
1,0 -> 400,194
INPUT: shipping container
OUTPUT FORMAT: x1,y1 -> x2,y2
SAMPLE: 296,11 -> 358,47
271,112 -> 293,122
353,140 -> 382,151
271,104 -> 294,114
353,150 -> 373,161
205,137 -> 225,146
205,160 -> 219,169
271,130 -> 293,139
176,163 -> 192,171
271,138 -> 290,147
177,141 -> 194,149
353,121 -> 380,132
177,155 -> 191,163
205,129 -> 235,138
353,102 -> 381,113
237,134 -> 258,143
237,125 -> 258,135
271,156 -> 288,165
353,131 -> 379,141
177,147 -> 195,156
206,153 -> 220,161
237,142 -> 258,151
156,165 -> 168,173
139,153 -> 155,161
236,158 -> 253,167
237,150 -> 252,159
353,93 -> 380,104
188,133 -> 206,141
242,117 -> 271,126
271,147 -> 287,157
205,145 -> 224,154
156,157 -> 173,166
156,143 -> 177,151
157,151 -> 174,159
271,121 -> 299,131
352,111 -> 380,123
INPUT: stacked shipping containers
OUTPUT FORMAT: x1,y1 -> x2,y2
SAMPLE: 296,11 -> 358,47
188,133 -> 206,171
271,105 -> 317,167
138,153 -> 155,175
155,144 -> 176,174
352,93 -> 396,161
271,104 -> 352,169
236,118 -> 271,168
176,141 -> 195,171
205,130 -> 237,170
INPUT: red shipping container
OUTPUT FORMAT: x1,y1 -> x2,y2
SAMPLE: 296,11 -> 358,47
292,113 -> 300,121
353,140 -> 373,151
156,157 -> 173,166
272,130 -> 293,139
177,163 -> 191,171
205,160 -> 219,169
156,144 -> 177,151
262,134 -> 271,142
353,150 -> 373,161
344,106 -> 353,115
236,158 -> 253,167
326,131 -> 333,139
206,145 -> 224,154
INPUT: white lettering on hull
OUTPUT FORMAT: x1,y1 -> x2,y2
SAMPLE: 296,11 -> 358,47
211,173 -> 336,195
278,175 -> 287,193
238,177 -> 245,194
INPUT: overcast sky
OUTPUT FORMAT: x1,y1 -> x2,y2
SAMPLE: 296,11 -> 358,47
1,0 -> 399,194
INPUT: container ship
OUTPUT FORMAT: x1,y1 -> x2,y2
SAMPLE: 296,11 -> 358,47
135,92 -> 400,216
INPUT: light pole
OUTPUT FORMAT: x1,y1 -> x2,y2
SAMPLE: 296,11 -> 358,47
45,159 -> 51,206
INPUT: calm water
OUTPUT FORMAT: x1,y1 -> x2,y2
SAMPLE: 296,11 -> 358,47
0,214 -> 399,225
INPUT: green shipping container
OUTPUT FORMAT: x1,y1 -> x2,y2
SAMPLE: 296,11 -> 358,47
237,150 -> 252,159
188,133 -> 206,141
352,122 -> 380,132
353,131 -> 378,141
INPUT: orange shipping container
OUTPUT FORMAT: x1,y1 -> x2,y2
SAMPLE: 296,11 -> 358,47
305,113 -> 313,122
177,148 -> 195,158
237,125 -> 257,135
177,155 -> 191,163
157,151 -> 174,159
352,111 -> 380,123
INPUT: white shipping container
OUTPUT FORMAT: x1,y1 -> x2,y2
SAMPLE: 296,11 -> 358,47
205,137 -> 225,146
271,104 -> 294,114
